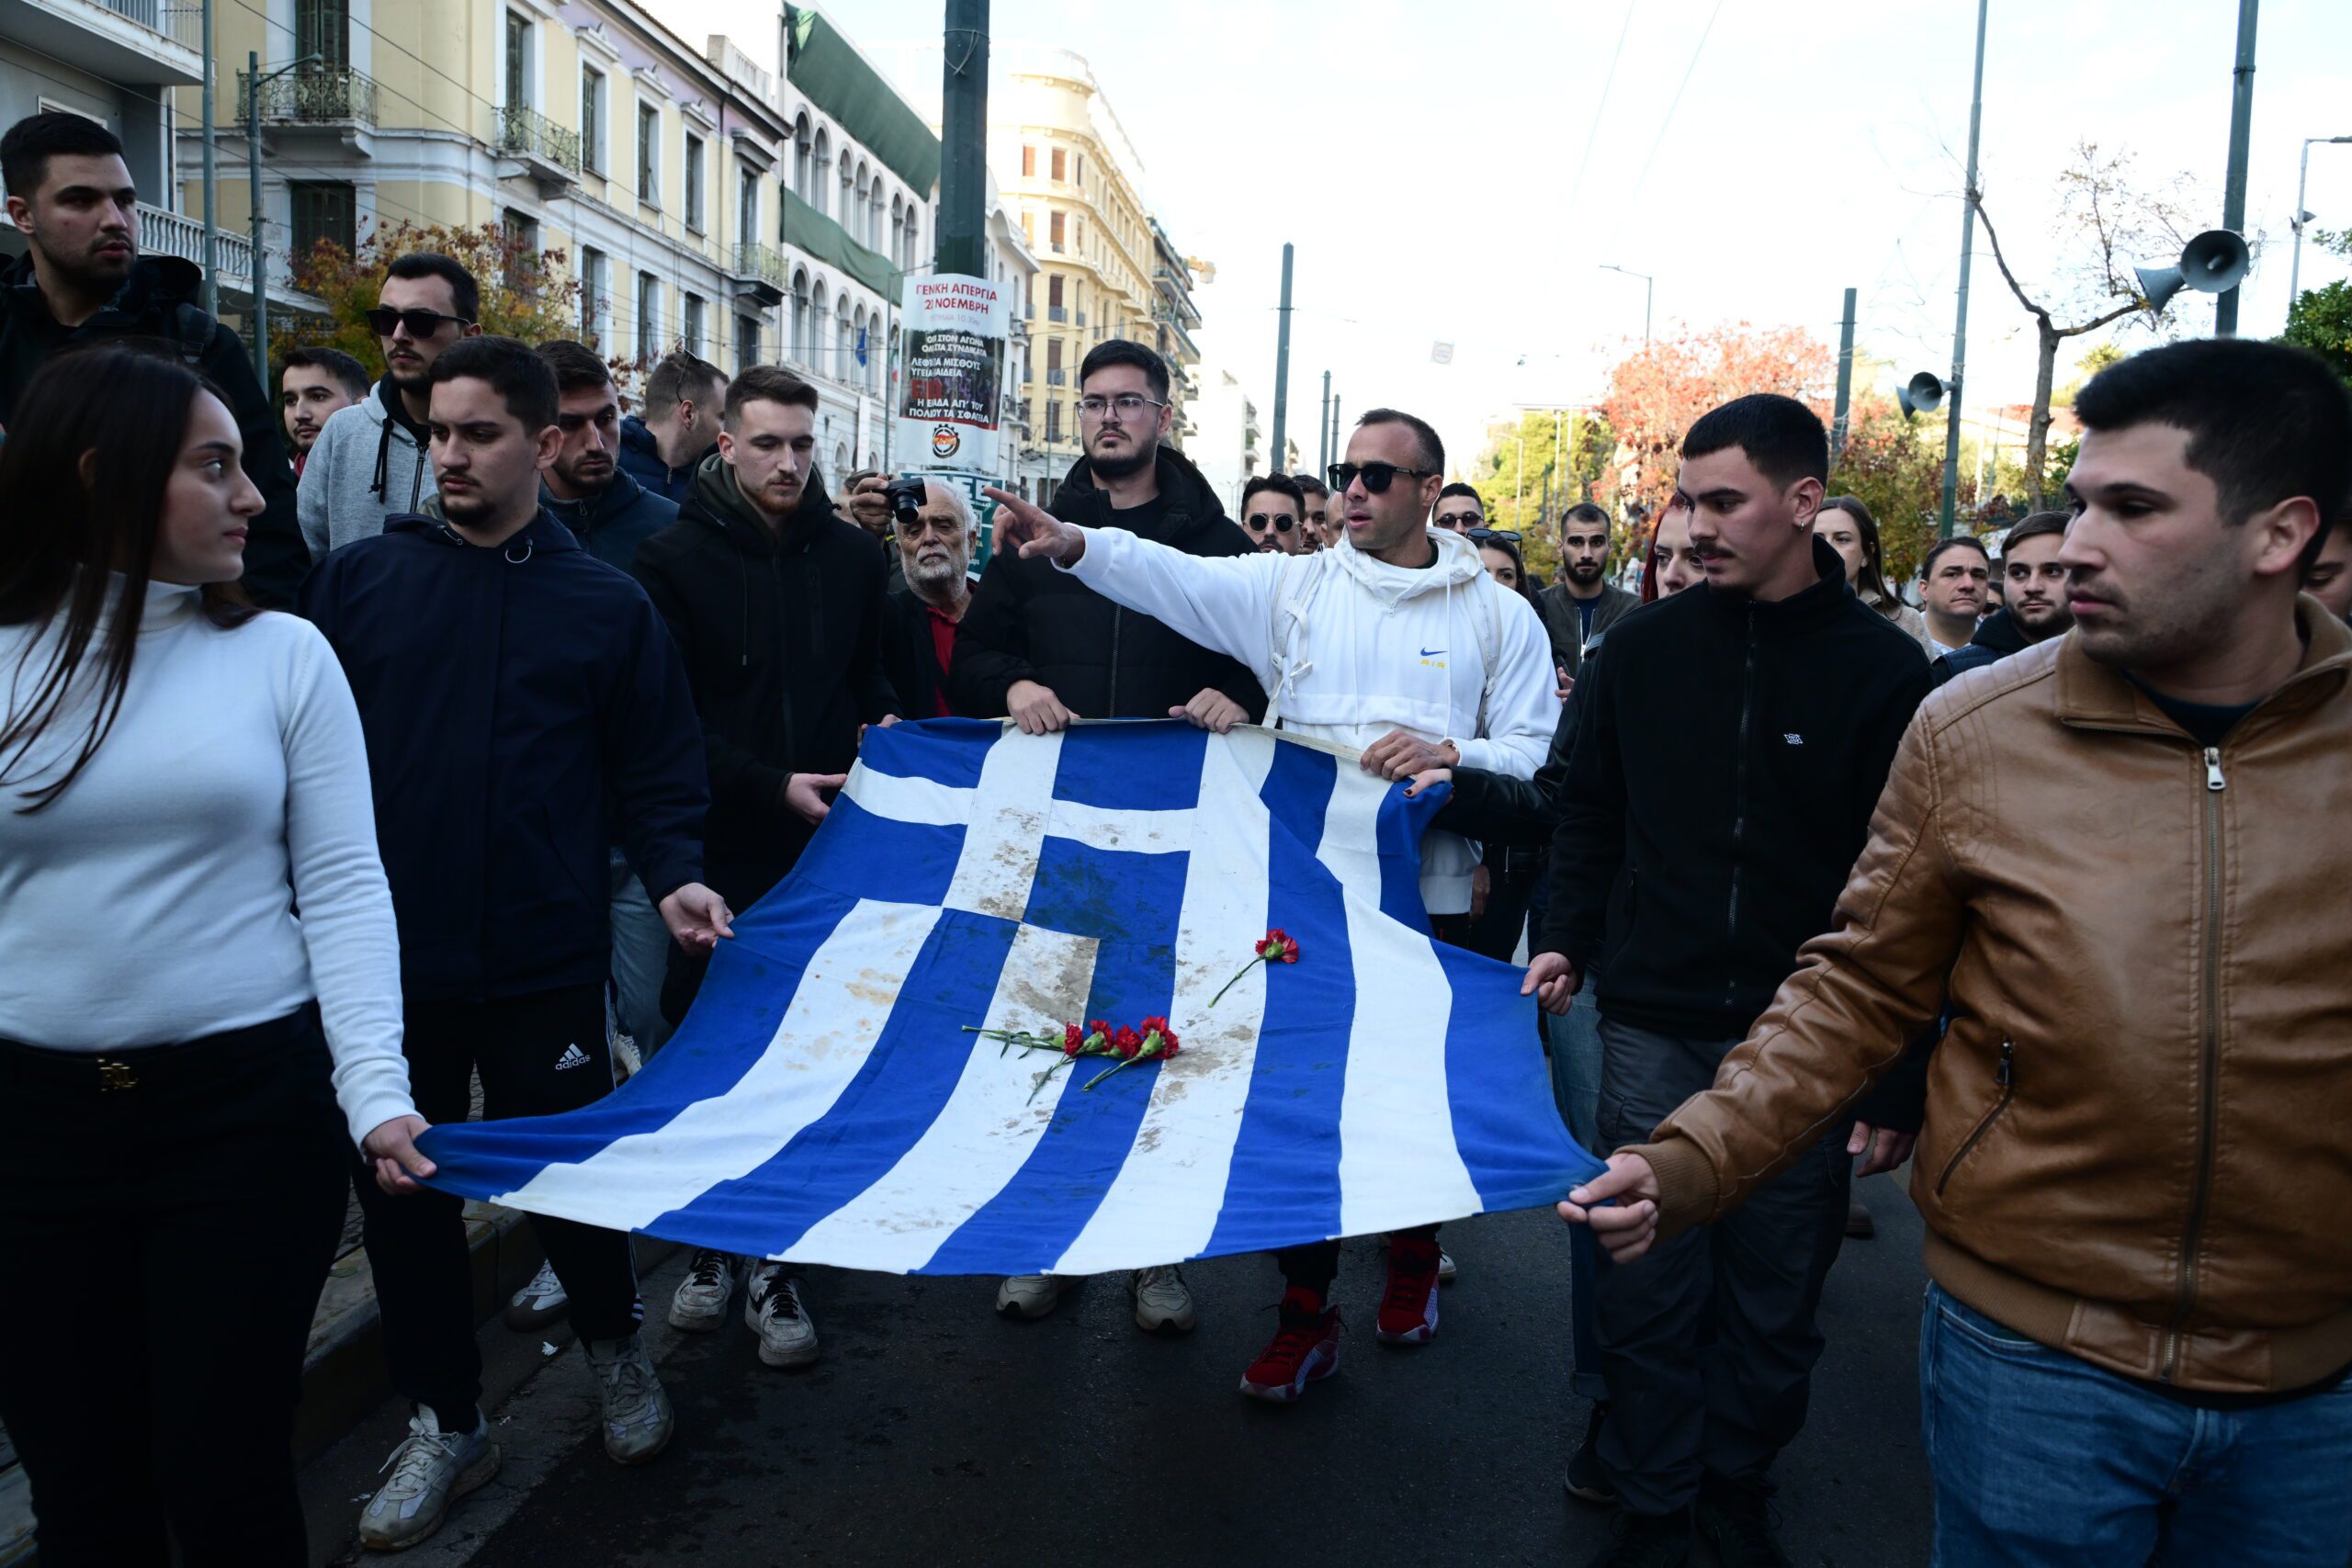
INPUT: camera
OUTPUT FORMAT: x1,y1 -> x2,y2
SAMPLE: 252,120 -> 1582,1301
884,478 -> 927,529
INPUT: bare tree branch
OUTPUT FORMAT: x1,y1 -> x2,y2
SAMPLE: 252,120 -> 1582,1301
1973,194 -> 2052,323
2054,299 -> 2147,340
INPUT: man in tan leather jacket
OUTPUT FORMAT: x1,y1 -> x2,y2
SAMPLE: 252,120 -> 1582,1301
1556,338 -> 2352,1566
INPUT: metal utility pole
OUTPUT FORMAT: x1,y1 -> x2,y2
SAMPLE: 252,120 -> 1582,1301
1270,243 -> 1294,475
2214,0 -> 2260,336
934,0 -> 989,277
1938,0 -> 1989,538
1329,393 -> 1340,466
1831,286 -> 1857,459
1317,369 -> 1330,472
2290,136 -> 2352,306
245,51 -> 320,387
1600,264 -> 1653,345
200,0 -> 219,317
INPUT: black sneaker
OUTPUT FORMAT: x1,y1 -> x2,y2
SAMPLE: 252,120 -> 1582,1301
1564,1402 -> 1617,1505
1586,1506 -> 1692,1568
1696,1473 -> 1792,1568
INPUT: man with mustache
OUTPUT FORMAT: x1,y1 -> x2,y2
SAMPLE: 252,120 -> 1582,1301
281,346 -> 368,478
300,252 -> 481,558
1521,394 -> 1932,1566
1240,472 -> 1308,555
0,111 -> 308,606
880,479 -> 977,717
1917,535 -> 1992,657
1932,511 -> 2074,686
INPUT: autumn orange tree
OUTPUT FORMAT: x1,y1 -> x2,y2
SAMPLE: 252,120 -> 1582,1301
1595,322 -> 1838,516
1827,393 -> 1978,583
269,220 -> 645,381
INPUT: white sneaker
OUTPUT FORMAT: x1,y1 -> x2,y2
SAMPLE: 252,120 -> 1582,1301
995,1274 -> 1071,1320
1438,1247 -> 1458,1286
357,1408 -> 500,1551
584,1334 -> 673,1464
746,1262 -> 820,1368
668,1248 -> 740,1332
503,1258 -> 569,1331
1130,1265 -> 1197,1334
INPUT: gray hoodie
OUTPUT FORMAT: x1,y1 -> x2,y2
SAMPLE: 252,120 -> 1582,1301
297,379 -> 435,558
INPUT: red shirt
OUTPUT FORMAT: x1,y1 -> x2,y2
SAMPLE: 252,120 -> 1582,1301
924,605 -> 959,717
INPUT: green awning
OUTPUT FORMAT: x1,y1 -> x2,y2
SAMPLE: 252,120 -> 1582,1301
783,185 -> 897,298
786,6 -> 941,198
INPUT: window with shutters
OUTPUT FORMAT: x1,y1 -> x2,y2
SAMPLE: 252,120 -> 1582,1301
580,67 -> 606,175
636,105 -> 660,209
289,180 -> 354,259
1021,144 -> 1035,177
636,272 -> 661,362
684,133 -> 705,231
1049,147 -> 1065,182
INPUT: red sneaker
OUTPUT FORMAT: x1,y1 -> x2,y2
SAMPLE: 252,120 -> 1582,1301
1375,1235 -> 1442,1345
1238,1288 -> 1341,1402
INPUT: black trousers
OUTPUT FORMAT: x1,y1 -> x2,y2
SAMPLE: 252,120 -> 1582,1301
1592,1016 -> 1853,1517
355,984 -> 640,1427
0,1011 -> 347,1568
1274,912 -> 1466,1295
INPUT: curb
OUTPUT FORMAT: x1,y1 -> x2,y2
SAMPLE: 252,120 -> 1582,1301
2,1201 -> 675,1562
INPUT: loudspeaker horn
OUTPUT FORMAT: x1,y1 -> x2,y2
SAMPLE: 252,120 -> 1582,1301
2137,230 -> 2250,312
1897,370 -> 1946,421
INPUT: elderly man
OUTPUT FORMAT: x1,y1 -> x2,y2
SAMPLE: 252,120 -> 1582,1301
883,479 -> 976,717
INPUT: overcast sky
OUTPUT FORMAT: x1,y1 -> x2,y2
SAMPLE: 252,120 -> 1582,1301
749,0 -> 2352,475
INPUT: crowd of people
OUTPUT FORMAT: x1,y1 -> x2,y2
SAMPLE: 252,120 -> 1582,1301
2,107 -> 2349,1568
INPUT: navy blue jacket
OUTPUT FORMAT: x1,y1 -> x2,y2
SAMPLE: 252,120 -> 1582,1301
1930,606 -> 2031,687
617,414 -> 702,505
300,509 -> 707,1002
541,467 -> 678,575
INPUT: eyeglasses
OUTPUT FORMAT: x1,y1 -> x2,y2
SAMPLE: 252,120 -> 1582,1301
1466,527 -> 1522,542
1432,512 -> 1484,530
1245,513 -> 1296,533
366,306 -> 474,338
1328,461 -> 1439,495
1077,394 -> 1169,421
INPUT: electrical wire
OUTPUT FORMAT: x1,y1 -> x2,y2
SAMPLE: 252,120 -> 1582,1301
1560,0 -> 1638,227
1624,0 -> 1727,208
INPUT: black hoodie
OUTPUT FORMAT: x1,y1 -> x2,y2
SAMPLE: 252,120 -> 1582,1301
1930,605 -> 2032,687
0,253 -> 307,607
1536,537 -> 1933,1040
950,445 -> 1267,722
632,456 -> 898,910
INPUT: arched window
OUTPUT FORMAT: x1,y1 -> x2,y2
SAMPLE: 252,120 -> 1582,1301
835,294 -> 851,382
810,129 -> 830,217
809,278 -> 829,371
871,185 -> 885,251
793,113 -> 811,201
838,151 -> 853,220
834,441 -> 849,478
901,209 -> 918,270
789,268 -> 810,365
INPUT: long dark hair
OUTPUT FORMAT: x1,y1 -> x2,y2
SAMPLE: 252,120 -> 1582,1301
1817,494 -> 1898,613
0,346 -> 256,812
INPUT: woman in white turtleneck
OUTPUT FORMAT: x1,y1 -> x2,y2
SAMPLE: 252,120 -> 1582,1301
0,346 -> 426,1568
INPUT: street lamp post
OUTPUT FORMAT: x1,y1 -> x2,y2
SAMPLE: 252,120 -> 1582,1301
246,51 -> 323,389
2290,135 -> 2352,308
1600,264 -> 1653,345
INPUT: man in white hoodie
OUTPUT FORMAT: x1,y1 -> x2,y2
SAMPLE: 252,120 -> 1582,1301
984,405 -> 1557,1402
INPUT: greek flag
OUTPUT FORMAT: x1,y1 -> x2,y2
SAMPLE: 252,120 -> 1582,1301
418,720 -> 1600,1276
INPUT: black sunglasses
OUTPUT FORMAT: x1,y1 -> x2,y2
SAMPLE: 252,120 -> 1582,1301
366,306 -> 474,337
1328,461 -> 1438,495
1245,513 -> 1296,533
1467,526 -> 1522,542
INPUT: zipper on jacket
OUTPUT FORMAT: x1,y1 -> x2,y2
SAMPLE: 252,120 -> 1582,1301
1724,608 -> 1759,1010
2162,747 -> 2227,1382
1935,1039 -> 2015,1195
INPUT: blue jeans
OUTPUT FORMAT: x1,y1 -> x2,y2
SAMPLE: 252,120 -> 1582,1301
1919,1281 -> 2352,1567
1545,975 -> 1606,1403
607,849 -> 673,1058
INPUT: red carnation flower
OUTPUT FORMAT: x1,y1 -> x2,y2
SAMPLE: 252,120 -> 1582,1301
1062,1022 -> 1083,1050
1113,1026 -> 1143,1059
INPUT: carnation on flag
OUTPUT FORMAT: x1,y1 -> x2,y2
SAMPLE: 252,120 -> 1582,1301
416,719 -> 1602,1277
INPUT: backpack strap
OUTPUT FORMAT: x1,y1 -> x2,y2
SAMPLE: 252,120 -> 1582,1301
1261,555 -> 1325,730
1469,572 -> 1505,745
172,302 -> 212,367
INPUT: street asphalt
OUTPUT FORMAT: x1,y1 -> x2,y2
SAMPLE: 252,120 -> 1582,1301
301,1171 -> 1931,1568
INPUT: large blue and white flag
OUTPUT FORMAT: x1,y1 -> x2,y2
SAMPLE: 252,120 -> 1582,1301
419,720 -> 1600,1276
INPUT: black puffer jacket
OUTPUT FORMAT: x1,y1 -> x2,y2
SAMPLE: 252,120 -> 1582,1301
0,254 -> 306,607
950,446 -> 1267,721
633,457 -> 898,910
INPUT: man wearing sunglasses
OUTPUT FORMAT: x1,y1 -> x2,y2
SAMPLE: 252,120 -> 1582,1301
1240,472 -> 1308,556
985,405 -> 1557,1400
1433,482 -> 1486,534
953,337 -> 1266,1337
299,252 -> 481,559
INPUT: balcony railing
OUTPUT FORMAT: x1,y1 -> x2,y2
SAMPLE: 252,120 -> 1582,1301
1046,305 -> 1066,322
730,243 -> 786,287
239,66 -> 378,128
87,0 -> 202,47
497,105 -> 581,175
137,200 -> 254,283
1046,368 -> 1067,386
